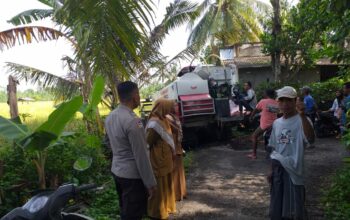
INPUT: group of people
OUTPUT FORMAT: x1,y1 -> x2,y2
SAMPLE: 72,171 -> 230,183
105,81 -> 186,220
241,83 -> 314,219
242,81 -> 350,219
104,79 -> 350,220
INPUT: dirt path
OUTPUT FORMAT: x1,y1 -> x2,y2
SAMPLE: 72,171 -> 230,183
171,138 -> 348,220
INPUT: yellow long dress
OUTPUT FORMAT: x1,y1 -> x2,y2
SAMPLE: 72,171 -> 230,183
168,114 -> 187,201
146,126 -> 176,219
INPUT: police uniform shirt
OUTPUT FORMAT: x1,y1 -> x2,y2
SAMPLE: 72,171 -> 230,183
105,104 -> 156,189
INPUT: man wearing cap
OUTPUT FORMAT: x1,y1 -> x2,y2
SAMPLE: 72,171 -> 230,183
301,86 -> 316,124
268,86 -> 315,220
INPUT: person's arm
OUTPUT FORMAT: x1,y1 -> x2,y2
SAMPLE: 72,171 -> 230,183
296,100 -> 315,143
128,119 -> 157,190
250,100 -> 262,120
267,124 -> 277,183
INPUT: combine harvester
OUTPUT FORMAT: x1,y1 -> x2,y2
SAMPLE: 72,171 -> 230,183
141,64 -> 244,148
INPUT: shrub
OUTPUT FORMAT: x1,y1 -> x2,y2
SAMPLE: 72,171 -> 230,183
254,77 -> 345,110
84,180 -> 119,220
322,167 -> 350,220
0,131 -> 110,216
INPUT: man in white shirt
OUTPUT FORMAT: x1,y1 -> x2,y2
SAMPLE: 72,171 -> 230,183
239,81 -> 257,113
268,86 -> 315,220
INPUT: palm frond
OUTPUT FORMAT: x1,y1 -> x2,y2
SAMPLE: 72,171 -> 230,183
5,62 -> 80,100
60,0 -> 155,78
187,0 -> 266,47
8,9 -> 53,25
151,43 -> 198,81
0,26 -> 67,51
150,0 -> 199,48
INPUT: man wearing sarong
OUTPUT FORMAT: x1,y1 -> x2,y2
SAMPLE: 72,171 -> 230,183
268,86 -> 315,220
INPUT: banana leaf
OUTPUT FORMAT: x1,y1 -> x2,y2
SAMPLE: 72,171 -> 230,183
73,156 -> 92,171
20,96 -> 83,150
0,116 -> 29,141
80,75 -> 105,117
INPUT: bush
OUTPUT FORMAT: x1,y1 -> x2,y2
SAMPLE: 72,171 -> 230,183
0,131 -> 110,216
254,77 -> 345,109
84,180 -> 119,220
322,167 -> 350,220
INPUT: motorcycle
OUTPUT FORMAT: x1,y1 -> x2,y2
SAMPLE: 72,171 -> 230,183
314,111 -> 340,138
1,183 -> 98,220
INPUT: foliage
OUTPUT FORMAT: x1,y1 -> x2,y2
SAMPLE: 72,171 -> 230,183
0,130 -> 109,216
322,167 -> 350,220
187,0 -> 270,48
255,77 -> 346,107
183,151 -> 193,174
5,62 -> 80,100
140,83 -> 165,99
0,89 -> 55,103
261,0 -> 350,82
0,96 -> 83,189
84,180 -> 119,220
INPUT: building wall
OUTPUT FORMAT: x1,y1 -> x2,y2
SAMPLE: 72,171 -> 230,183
238,67 -> 273,87
238,66 -> 321,87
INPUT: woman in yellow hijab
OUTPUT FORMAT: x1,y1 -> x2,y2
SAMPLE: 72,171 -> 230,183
167,103 -> 187,201
146,99 -> 176,219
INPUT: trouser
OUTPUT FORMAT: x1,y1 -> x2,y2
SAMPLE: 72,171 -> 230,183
239,100 -> 254,112
113,174 -> 148,220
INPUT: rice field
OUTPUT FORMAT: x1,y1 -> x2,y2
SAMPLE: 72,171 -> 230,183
0,101 -> 111,126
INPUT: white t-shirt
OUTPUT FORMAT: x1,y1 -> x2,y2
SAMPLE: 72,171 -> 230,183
269,114 -> 310,185
244,89 -> 257,109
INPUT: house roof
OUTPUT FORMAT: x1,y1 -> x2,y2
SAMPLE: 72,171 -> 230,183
223,56 -> 272,68
224,56 -> 346,68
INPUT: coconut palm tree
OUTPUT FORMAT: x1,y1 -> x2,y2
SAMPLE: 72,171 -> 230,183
1,0 -> 199,101
187,0 -> 270,48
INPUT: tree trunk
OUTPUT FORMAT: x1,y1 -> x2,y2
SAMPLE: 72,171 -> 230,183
7,75 -> 19,119
270,0 -> 282,82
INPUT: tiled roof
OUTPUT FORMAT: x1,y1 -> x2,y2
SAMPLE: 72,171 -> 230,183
224,56 -> 345,68
223,56 -> 271,68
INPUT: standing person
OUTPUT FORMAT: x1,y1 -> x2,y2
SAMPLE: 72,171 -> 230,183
239,81 -> 257,114
146,99 -> 176,220
248,89 -> 279,159
105,81 -> 157,220
323,90 -> 344,138
268,86 -> 315,220
326,90 -> 344,119
301,86 -> 317,124
342,82 -> 350,129
167,103 -> 187,201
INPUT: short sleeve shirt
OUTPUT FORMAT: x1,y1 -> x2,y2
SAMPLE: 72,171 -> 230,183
256,98 -> 278,130
304,95 -> 315,113
269,115 -> 310,185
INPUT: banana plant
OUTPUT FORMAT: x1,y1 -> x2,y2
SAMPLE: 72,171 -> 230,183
79,75 -> 105,136
0,96 -> 83,189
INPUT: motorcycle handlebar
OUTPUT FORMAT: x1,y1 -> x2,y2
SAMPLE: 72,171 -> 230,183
75,183 -> 97,193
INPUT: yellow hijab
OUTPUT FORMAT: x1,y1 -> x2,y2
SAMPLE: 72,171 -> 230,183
149,99 -> 174,134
